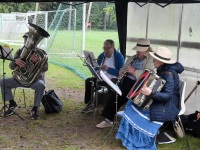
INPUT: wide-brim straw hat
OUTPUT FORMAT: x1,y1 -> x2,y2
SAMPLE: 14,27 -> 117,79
149,47 -> 176,64
132,38 -> 150,52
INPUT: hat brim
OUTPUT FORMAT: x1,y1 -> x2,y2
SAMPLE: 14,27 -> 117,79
149,52 -> 176,64
132,45 -> 149,52
23,35 -> 28,38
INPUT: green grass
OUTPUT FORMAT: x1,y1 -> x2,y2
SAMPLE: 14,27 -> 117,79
0,63 -> 200,150
47,30 -> 119,57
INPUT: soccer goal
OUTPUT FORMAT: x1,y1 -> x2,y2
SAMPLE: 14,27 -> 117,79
0,8 -> 77,57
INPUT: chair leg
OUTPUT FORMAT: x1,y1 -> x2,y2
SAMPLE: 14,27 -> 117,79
13,88 -> 16,97
22,89 -> 26,108
178,116 -> 185,136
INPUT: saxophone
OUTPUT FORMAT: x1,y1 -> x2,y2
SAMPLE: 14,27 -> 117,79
12,23 -> 50,86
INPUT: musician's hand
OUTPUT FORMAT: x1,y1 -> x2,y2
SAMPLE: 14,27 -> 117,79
101,65 -> 108,71
119,70 -> 126,78
30,54 -> 39,63
126,66 -> 136,76
141,85 -> 152,96
15,58 -> 26,67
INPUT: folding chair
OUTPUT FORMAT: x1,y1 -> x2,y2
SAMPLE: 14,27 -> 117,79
157,80 -> 187,144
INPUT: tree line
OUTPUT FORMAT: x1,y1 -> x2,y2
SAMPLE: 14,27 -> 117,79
0,2 -> 117,30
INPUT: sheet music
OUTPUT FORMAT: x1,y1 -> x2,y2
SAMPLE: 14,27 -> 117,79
85,61 -> 102,81
100,70 -> 122,96
0,45 -> 14,60
83,50 -> 99,68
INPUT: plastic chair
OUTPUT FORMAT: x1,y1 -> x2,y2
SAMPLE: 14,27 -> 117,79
13,87 -> 30,109
178,80 -> 186,116
157,80 -> 187,144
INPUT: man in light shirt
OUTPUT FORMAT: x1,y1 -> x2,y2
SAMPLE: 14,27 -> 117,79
81,39 -> 124,113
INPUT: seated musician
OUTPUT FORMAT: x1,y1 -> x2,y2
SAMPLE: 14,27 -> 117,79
81,39 -> 124,113
0,32 -> 48,120
116,47 -> 184,150
96,38 -> 154,128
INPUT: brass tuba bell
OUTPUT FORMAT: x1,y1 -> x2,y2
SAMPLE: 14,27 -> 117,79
12,23 -> 50,86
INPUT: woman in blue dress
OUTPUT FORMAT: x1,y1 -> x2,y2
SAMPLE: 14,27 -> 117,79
116,47 -> 184,150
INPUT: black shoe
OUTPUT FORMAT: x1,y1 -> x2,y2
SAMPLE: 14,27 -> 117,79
4,102 -> 18,116
81,103 -> 95,113
31,109 -> 40,120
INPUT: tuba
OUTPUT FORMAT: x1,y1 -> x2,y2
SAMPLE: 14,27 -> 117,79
12,23 -> 50,86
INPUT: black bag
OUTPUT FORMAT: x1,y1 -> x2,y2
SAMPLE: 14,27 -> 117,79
181,111 -> 200,138
41,90 -> 63,114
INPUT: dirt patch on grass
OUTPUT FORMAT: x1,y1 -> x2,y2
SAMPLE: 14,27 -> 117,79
0,87 -> 125,150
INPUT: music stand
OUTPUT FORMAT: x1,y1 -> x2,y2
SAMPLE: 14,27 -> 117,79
0,45 -> 24,120
85,61 -> 103,117
83,50 -> 99,68
100,70 -> 122,134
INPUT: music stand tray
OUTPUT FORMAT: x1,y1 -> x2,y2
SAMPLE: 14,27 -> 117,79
83,50 -> 99,68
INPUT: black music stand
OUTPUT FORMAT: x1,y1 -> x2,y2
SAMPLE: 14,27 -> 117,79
99,70 -> 122,137
0,45 -> 24,120
83,50 -> 99,68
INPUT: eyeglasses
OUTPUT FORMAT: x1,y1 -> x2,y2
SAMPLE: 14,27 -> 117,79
103,47 -> 112,50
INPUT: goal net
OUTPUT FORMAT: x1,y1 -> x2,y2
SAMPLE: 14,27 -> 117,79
0,8 -> 76,57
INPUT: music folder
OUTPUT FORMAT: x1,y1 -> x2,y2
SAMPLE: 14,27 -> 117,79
85,61 -> 102,81
83,50 -> 99,68
100,70 -> 122,96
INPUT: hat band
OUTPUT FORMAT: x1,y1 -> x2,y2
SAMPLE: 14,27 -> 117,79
154,53 -> 171,61
137,44 -> 150,47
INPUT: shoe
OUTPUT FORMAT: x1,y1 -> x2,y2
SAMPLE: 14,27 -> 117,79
31,109 -> 40,120
96,121 -> 113,128
4,102 -> 18,116
81,103 -> 95,113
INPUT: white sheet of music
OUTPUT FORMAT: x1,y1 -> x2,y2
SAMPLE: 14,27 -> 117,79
100,70 -> 122,96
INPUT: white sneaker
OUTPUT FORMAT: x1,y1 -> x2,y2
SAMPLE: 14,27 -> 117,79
96,121 -> 113,128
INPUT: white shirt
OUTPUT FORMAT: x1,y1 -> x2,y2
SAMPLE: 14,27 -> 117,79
103,53 -> 116,79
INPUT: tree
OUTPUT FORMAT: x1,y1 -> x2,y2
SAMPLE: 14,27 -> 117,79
85,2 -> 92,31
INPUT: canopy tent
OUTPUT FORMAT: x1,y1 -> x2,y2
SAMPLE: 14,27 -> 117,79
1,0 -> 200,57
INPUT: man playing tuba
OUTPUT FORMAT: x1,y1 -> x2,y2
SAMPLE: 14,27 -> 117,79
0,32 -> 48,120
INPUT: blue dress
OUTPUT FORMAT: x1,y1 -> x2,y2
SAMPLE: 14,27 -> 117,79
116,101 -> 163,150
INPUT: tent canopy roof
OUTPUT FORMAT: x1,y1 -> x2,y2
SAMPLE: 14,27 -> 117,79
1,0 -> 200,3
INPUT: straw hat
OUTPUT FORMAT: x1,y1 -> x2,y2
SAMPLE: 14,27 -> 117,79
132,38 -> 150,52
149,47 -> 175,64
